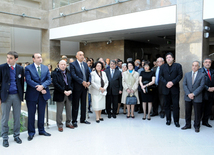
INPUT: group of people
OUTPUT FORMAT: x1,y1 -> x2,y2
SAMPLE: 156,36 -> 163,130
1,50 -> 214,148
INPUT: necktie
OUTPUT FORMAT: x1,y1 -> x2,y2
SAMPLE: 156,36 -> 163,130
37,66 -> 41,78
111,69 -> 114,78
63,73 -> 68,85
192,72 -> 195,85
80,63 -> 86,81
208,69 -> 211,81
11,66 -> 14,70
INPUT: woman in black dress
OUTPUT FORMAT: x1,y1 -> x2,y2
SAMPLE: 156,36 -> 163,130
139,62 -> 155,120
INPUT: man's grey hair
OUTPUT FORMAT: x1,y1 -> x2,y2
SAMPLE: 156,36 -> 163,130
203,58 -> 211,63
156,57 -> 164,62
110,60 -> 116,65
59,60 -> 66,64
127,58 -> 133,62
193,60 -> 200,67
122,63 -> 127,67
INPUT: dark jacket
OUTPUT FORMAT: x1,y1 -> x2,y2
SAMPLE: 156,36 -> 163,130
70,60 -> 91,92
52,68 -> 73,102
198,67 -> 214,100
105,68 -> 122,95
0,63 -> 24,102
159,63 -> 183,95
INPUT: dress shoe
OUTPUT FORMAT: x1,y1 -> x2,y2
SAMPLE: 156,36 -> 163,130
123,112 -> 127,115
58,127 -> 63,132
181,126 -> 191,130
96,120 -> 100,123
147,117 -> 151,120
195,128 -> 200,133
116,112 -> 119,115
66,124 -> 74,129
3,140 -> 9,147
151,113 -> 158,117
39,132 -> 51,136
131,115 -> 135,118
101,111 -> 106,114
174,122 -> 180,127
88,110 -> 93,113
127,116 -> 130,118
28,135 -> 34,141
108,114 -> 111,118
14,137 -> 22,144
166,120 -> 171,125
73,122 -> 78,127
142,117 -> 146,120
80,120 -> 91,124
99,118 -> 104,121
160,113 -> 165,119
113,115 -> 116,119
202,122 -> 212,128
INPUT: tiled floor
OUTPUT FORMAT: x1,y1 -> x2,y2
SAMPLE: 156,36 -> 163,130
1,110 -> 214,155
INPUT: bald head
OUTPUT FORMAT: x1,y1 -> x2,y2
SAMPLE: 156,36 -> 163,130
59,60 -> 67,71
76,51 -> 84,62
156,57 -> 164,67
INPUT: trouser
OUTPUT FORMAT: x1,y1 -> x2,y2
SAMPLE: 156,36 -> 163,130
202,97 -> 213,124
1,94 -> 21,140
106,94 -> 118,115
56,96 -> 72,128
185,101 -> 202,129
164,92 -> 180,122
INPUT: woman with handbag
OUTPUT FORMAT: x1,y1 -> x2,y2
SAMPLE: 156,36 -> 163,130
121,61 -> 139,118
89,61 -> 109,123
139,62 -> 155,120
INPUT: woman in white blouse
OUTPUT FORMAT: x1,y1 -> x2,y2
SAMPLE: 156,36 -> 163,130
89,61 -> 109,123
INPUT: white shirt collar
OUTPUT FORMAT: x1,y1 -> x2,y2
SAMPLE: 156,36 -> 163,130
34,63 -> 41,70
77,59 -> 84,66
192,71 -> 198,75
8,63 -> 16,68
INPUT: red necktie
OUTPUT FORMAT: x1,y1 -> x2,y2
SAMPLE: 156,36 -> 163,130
11,66 -> 14,70
208,69 -> 211,81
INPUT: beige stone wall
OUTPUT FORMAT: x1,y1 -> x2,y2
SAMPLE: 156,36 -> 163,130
80,40 -> 124,61
49,0 -> 176,28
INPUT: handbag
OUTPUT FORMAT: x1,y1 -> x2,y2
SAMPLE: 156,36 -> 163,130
143,81 -> 156,93
126,94 -> 137,105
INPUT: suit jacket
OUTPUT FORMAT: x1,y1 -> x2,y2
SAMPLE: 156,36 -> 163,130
198,67 -> 214,100
105,68 -> 122,95
70,60 -> 91,92
0,63 -> 24,102
52,68 -> 73,102
183,71 -> 205,102
25,63 -> 51,101
159,63 -> 183,95
89,71 -> 109,95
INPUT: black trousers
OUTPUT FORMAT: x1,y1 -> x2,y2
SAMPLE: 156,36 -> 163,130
164,92 -> 180,122
185,101 -> 202,129
153,88 -> 165,114
106,94 -> 118,115
72,89 -> 87,123
202,97 -> 213,123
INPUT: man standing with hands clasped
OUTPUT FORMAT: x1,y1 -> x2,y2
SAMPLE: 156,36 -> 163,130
0,51 -> 24,147
159,53 -> 183,127
25,53 -> 52,141
70,51 -> 91,127
182,61 -> 205,132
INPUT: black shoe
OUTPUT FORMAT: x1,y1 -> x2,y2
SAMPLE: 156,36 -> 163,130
108,114 -> 111,118
116,112 -> 119,115
195,128 -> 200,133
88,110 -> 93,113
123,112 -> 127,115
3,140 -> 9,147
166,120 -> 171,125
151,113 -> 158,117
73,122 -> 78,127
181,126 -> 191,130
160,113 -> 165,118
96,120 -> 100,123
202,122 -> 212,128
113,115 -> 116,119
142,117 -> 146,120
14,137 -> 22,144
101,111 -> 106,114
99,118 -> 104,121
174,122 -> 180,128
80,120 -> 91,124
28,135 -> 34,141
39,132 -> 51,136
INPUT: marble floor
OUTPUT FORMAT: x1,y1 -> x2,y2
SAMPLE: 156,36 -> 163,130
1,110 -> 214,155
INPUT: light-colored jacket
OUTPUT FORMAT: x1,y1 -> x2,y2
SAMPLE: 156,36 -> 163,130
89,71 -> 109,95
121,70 -> 140,104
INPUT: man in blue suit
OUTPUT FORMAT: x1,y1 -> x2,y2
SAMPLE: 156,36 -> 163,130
0,51 -> 24,147
70,51 -> 91,127
25,53 -> 51,141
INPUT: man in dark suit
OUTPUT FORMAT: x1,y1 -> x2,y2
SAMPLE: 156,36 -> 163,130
182,61 -> 205,132
105,60 -> 122,118
198,58 -> 214,128
25,53 -> 52,141
159,53 -> 183,127
152,57 -> 165,118
70,51 -> 91,127
52,60 -> 74,132
0,51 -> 24,147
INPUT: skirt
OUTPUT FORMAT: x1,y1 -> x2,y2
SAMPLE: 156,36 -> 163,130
92,94 -> 106,111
